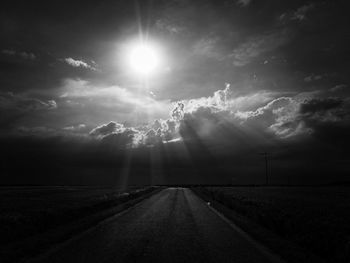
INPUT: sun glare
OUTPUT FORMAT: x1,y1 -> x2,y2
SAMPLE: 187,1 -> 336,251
127,42 -> 160,76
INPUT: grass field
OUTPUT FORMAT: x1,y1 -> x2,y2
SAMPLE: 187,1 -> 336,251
193,186 -> 350,263
0,186 -> 155,246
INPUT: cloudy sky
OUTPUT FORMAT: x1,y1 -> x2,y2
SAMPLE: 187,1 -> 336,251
1,0 -> 349,186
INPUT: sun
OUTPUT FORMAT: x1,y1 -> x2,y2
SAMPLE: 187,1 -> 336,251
127,42 -> 161,77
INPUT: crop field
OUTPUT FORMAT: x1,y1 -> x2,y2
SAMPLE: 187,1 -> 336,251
195,186 -> 350,263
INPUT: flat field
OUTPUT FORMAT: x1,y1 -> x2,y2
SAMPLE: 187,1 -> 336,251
196,186 -> 350,263
0,186 -> 151,245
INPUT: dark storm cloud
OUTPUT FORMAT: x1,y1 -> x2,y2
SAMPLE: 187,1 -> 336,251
100,129 -> 138,149
300,98 -> 343,115
89,121 -> 142,148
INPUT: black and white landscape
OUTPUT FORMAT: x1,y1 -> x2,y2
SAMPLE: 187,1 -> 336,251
0,0 -> 349,262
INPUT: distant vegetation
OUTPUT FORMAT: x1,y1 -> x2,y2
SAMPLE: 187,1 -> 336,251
193,186 -> 350,263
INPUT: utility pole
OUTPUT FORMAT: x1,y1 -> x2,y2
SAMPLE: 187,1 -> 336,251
259,152 -> 270,185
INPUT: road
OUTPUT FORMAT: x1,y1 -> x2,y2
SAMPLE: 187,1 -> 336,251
32,188 -> 282,263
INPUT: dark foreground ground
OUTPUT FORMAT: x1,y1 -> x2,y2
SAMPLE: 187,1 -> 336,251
0,186 -> 159,262
1,186 -> 349,263
193,186 -> 350,263
30,188 -> 281,263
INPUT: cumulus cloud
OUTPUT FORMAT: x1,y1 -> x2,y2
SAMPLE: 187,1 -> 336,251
89,121 -> 124,137
89,121 -> 141,149
230,30 -> 291,67
179,106 -> 229,140
62,58 -> 98,71
0,92 -> 57,112
235,97 -> 295,119
100,129 -> 138,149
11,81 -> 345,150
147,119 -> 179,144
236,93 -> 350,138
89,121 -> 151,148
235,96 -> 308,138
171,83 -> 273,115
84,83 -> 349,150
144,129 -> 162,146
1,49 -> 36,60
88,118 -> 179,148
165,85 -> 272,144
171,102 -> 185,120
162,83 -> 349,142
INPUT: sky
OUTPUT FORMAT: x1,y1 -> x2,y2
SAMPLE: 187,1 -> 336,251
1,0 -> 350,186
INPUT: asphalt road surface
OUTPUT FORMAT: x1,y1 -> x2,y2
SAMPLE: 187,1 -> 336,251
32,188 -> 282,263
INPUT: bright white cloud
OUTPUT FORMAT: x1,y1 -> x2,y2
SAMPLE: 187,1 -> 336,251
62,58 -> 98,71
173,83 -> 274,114
88,119 -> 178,148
